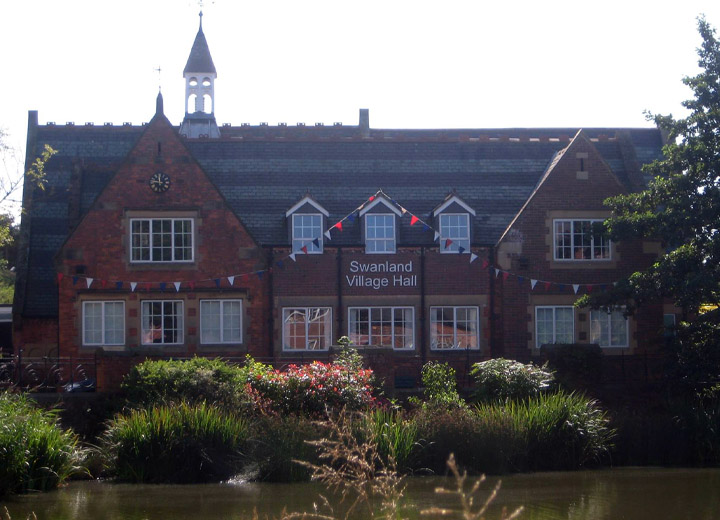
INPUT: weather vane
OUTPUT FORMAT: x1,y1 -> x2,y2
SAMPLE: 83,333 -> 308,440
154,66 -> 162,92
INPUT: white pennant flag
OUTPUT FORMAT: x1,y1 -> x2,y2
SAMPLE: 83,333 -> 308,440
573,284 -> 580,294
324,230 -> 331,240
289,253 -> 297,262
130,282 -> 137,292
495,268 -> 500,277
174,282 -> 181,292
470,253 -> 478,263
531,279 -> 538,290
86,277 -> 93,288
434,231 -> 440,241
227,276 -> 235,286
401,207 -> 407,215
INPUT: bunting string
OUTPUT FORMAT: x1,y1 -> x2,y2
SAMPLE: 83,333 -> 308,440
55,190 -> 623,294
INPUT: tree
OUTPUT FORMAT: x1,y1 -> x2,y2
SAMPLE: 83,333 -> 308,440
579,17 -> 720,385
0,129 -> 56,303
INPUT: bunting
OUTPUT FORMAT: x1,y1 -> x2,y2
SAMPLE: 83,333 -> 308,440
228,276 -> 235,286
174,282 -> 181,292
86,278 -> 93,289
410,215 -> 419,226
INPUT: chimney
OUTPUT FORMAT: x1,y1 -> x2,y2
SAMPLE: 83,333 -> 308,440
359,108 -> 370,138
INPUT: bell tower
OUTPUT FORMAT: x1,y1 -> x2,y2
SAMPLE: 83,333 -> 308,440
180,11 -> 220,138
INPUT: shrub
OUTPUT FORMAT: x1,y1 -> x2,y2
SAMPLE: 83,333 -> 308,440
417,362 -> 465,408
0,392 -> 83,497
248,360 -> 376,416
363,409 -> 419,471
470,358 -> 554,402
122,357 -> 250,411
102,401 -> 250,483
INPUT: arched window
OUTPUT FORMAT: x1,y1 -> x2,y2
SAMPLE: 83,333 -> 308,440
203,94 -> 212,114
189,77 -> 198,87
188,94 -> 198,113
202,77 -> 211,87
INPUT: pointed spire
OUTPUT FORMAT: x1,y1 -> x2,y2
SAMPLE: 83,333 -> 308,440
184,12 -> 216,74
156,91 -> 164,116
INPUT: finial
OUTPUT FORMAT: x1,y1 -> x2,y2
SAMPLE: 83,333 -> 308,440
156,91 -> 164,116
199,9 -> 203,29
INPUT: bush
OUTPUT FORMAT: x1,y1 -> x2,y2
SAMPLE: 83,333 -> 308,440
248,360 -> 376,416
102,401 -> 250,483
0,392 -> 83,497
363,408 -> 419,471
417,362 -> 465,408
122,357 -> 250,411
470,358 -> 554,402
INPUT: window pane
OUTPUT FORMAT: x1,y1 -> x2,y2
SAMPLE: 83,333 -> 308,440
440,214 -> 470,252
307,307 -> 330,350
536,307 -> 554,346
555,220 -> 610,261
142,301 -> 182,344
104,302 -> 125,345
589,310 -> 609,346
431,307 -> 479,349
349,308 -> 370,346
201,301 -> 221,343
83,302 -> 103,344
293,214 -> 322,253
222,301 -> 242,343
610,311 -> 628,347
366,214 -> 395,253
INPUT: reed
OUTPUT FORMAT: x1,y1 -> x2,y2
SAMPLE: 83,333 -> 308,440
103,401 -> 250,483
0,392 -> 83,497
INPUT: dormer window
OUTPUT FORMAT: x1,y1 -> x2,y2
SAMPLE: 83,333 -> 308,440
439,214 -> 470,253
359,196 -> 402,255
366,214 -> 396,253
432,194 -> 475,253
292,214 -> 323,253
286,196 -> 328,254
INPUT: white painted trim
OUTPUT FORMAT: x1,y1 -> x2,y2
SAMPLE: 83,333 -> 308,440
285,196 -> 329,217
432,195 -> 476,217
129,218 -> 195,264
358,197 -> 402,217
347,306 -> 415,350
281,307 -> 333,351
552,219 -> 612,262
292,213 -> 324,254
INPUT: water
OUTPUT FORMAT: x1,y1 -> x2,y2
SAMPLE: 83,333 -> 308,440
2,468 -> 720,520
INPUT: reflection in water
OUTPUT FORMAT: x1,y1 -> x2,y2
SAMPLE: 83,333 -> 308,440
2,468 -> 720,520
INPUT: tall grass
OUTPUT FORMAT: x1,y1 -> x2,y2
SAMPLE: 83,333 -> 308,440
103,401 -> 250,483
363,409 -> 419,471
0,392 -> 83,497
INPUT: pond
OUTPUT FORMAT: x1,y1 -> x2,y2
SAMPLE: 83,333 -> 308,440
2,467 -> 720,520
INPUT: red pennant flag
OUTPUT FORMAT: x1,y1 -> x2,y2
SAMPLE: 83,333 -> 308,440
410,215 -> 419,226
301,245 -> 308,254
445,238 -> 453,249
101,280 -> 108,288
587,284 -> 594,293
334,221 -> 343,232
481,260 -> 489,269
56,273 -> 64,283
188,281 -> 195,291
242,274 -> 249,283
144,282 -> 152,292
502,272 -> 510,281
369,195 -> 375,201
544,282 -> 551,291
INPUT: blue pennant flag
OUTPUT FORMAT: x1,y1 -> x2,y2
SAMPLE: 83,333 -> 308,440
423,224 -> 431,232
347,213 -> 356,223
115,281 -> 123,290
276,260 -> 284,269
257,271 -> 264,280
214,278 -> 221,288
458,246 -> 466,254
312,238 -> 319,248
72,276 -> 79,285
517,276 -> 525,286
159,282 -> 166,291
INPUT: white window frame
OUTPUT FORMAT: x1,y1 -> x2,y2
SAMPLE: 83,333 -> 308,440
130,218 -> 194,263
200,299 -> 243,345
141,300 -> 184,345
590,308 -> 629,348
365,214 -> 396,254
292,214 -> 323,253
348,306 -> 414,350
82,301 -> 125,346
535,306 -> 575,348
282,307 -> 333,351
439,213 -> 471,253
429,306 -> 480,350
553,219 -> 611,261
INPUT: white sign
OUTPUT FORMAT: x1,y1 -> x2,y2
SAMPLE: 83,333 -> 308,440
346,260 -> 417,290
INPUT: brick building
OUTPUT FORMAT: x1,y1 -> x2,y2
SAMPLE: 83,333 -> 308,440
12,18 -> 669,391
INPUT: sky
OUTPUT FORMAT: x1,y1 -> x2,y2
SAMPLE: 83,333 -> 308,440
2,0 -> 720,178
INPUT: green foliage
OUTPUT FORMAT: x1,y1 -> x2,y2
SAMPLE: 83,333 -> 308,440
102,401 -> 250,483
578,18 -> 720,385
121,357 -> 251,411
417,361 -> 465,408
470,358 -> 554,402
363,408 -> 419,471
0,392 -> 83,497
414,391 -> 613,474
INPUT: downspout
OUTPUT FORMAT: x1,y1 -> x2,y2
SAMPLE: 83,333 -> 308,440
420,246 -> 426,365
336,247 -> 343,342
267,248 -> 274,359
488,245 -> 496,358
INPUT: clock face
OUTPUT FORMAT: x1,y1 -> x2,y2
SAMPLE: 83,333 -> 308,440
149,172 -> 171,193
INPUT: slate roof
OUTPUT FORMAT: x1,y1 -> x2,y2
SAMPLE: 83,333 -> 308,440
16,122 -> 664,317
184,22 -> 216,74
